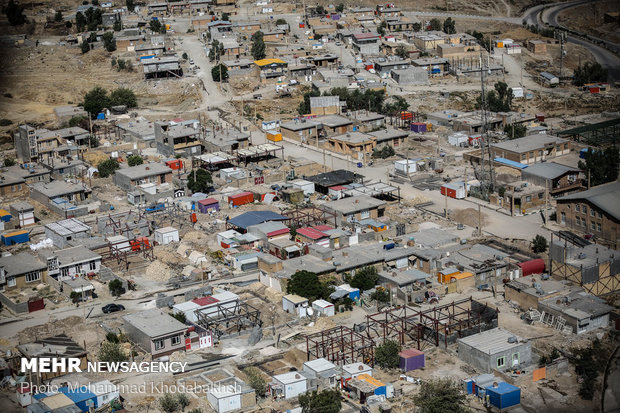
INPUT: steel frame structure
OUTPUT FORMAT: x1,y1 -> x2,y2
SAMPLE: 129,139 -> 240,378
305,326 -> 376,366
194,300 -> 262,339
281,205 -> 338,228
101,242 -> 155,270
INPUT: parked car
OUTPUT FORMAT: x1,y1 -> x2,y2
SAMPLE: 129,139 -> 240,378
189,59 -> 194,65
102,304 -> 125,313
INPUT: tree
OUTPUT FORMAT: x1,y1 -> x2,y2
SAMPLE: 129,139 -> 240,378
187,168 -> 213,193
298,89 -> 320,115
443,17 -> 456,34
275,18 -> 287,25
209,40 -> 223,62
244,367 -> 267,397
371,287 -> 390,303
335,3 -> 344,13
55,11 -> 63,22
99,341 -> 128,362
287,270 -> 332,302
504,123 -> 526,139
578,147 -> 620,186
315,5 -> 326,15
176,394 -> 190,412
76,12 -> 86,32
498,186 -> 506,197
374,340 -> 400,369
182,52 -> 188,60
480,81 -> 512,112
92,0 -> 99,5
85,7 -> 103,31
158,394 -> 179,413
83,86 -> 110,116
102,31 -> 116,52
105,332 -> 119,343
113,19 -> 122,31
412,22 -> 421,32
251,31 -> 266,60
382,95 -> 409,115
211,64 -> 228,82
108,279 -> 124,296
3,158 -> 16,167
149,19 -> 162,33
127,155 -> 143,167
126,0 -> 135,12
349,266 -> 378,291
109,88 -> 137,108
98,159 -> 120,178
413,378 -> 470,413
429,18 -> 442,31
5,0 -> 27,26
65,21 -> 72,28
532,234 -> 548,253
298,389 -> 341,413
171,312 -> 186,323
377,20 -> 387,36
69,291 -> 81,304
395,45 -> 408,59
221,12 -> 230,21
573,62 -> 608,86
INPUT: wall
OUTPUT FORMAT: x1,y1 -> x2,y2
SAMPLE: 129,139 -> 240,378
0,291 -> 29,313
458,340 -> 531,373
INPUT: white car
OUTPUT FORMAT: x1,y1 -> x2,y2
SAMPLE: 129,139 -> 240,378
189,59 -> 194,65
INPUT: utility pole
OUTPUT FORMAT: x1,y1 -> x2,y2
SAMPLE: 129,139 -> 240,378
544,179 -> 549,227
558,30 -> 566,79
478,204 -> 482,236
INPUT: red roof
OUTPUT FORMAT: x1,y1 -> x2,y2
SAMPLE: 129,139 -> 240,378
192,296 -> 220,306
297,227 -> 328,240
267,228 -> 290,237
517,259 -> 545,276
229,191 -> 253,199
354,32 -> 379,40
329,185 -> 346,191
313,225 -> 334,232
399,348 -> 424,358
198,198 -> 218,205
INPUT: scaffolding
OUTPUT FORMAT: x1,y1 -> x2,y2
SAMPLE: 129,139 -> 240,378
194,300 -> 262,339
305,326 -> 376,366
100,241 -> 155,271
282,205 -> 338,228
365,297 -> 499,350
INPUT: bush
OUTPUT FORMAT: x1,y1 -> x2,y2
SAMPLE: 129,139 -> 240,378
532,234 -> 548,253
98,159 -> 120,178
182,52 -> 188,60
99,341 -> 127,362
299,389 -> 341,413
55,11 -> 63,22
158,393 -> 179,413
108,279 -> 124,296
413,378 -> 470,413
0,119 -> 13,126
81,40 -> 90,54
349,266 -> 378,291
127,154 -> 143,167
176,394 -> 189,411
374,340 -> 400,369
244,367 -> 266,397
370,287 -> 390,303
102,32 -> 116,52
171,312 -> 186,323
106,332 -> 119,343
109,88 -> 137,108
3,158 -> 16,167
372,145 -> 395,159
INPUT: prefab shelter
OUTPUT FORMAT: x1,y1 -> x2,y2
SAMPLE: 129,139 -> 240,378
410,122 -> 426,133
440,182 -> 466,199
399,348 -> 425,371
228,192 -> 254,207
282,294 -> 309,317
198,198 -> 220,213
290,179 -> 315,195
271,372 -> 308,399
394,159 -> 419,175
10,202 -> 35,227
164,159 -> 183,170
448,132 -> 469,146
312,299 -> 335,316
266,131 -> 282,142
1,230 -> 29,246
486,382 -> 521,410
154,226 -> 179,245
342,362 -> 373,380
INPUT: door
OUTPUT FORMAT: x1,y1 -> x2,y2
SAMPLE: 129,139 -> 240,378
7,277 -> 16,288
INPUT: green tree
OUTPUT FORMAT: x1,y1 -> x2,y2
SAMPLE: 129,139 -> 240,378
113,19 -> 122,31
372,145 -> 396,159
443,17 -> 456,34
244,367 -> 267,397
55,11 -> 63,22
275,18 -> 287,25
69,291 -> 81,303
287,270 -> 331,301
3,158 -> 16,167
108,279 -> 124,296
98,158 -> 120,178
221,12 -> 230,21
65,20 -> 72,28
176,394 -> 190,412
395,45 -> 408,59
182,52 -> 188,60
377,20 -> 387,36
382,95 -> 409,115
573,62 -> 608,86
413,378 -> 470,413
349,266 -> 378,291
429,18 -> 442,31
569,339 -> 607,400
102,31 -> 116,52
498,186 -> 506,197
76,12 -> 87,32
251,31 -> 266,60
105,332 -> 119,343
171,312 -> 186,323
83,86 -> 110,116
109,87 -> 137,108
5,0 -> 27,25
412,22 -> 422,32
85,7 -> 103,31
504,123 -> 526,139
126,0 -> 135,12
81,40 -> 90,54
298,389 -> 341,413
335,3 -> 344,13
315,5 -> 326,15
92,0 -> 99,5
374,340 -> 400,369
578,147 -> 620,186
480,81 -> 512,112
127,155 -> 143,167
371,287 -> 390,303
150,19 -> 162,33
211,64 -> 228,82
158,393 -> 179,413
298,89 -> 320,115
209,40 -> 223,62
99,341 -> 128,362
187,168 -> 213,193
532,234 -> 548,253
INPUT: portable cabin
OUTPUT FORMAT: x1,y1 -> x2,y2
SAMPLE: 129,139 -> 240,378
312,299 -> 335,316
399,348 -> 425,371
486,382 -> 521,410
228,192 -> 254,207
410,122 -> 427,133
154,226 -> 179,245
1,230 -> 29,246
197,198 -> 220,213
440,182 -> 466,199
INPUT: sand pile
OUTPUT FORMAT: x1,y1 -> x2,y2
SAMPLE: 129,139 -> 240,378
453,207 -> 488,227
144,261 -> 173,282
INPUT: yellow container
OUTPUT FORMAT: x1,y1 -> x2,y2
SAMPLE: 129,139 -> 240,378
266,132 -> 282,142
426,123 -> 433,132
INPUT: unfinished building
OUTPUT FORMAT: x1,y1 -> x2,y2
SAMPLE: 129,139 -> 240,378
305,326 -> 376,366
142,57 -> 183,79
194,300 -> 262,340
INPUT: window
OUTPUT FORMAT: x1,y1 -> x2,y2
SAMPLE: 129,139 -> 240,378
512,353 -> 520,366
575,205 -> 580,213
564,143 -> 569,150
561,212 -> 566,224
521,154 -> 526,160
525,196 -> 532,203
598,211 -> 602,218
538,192 -> 544,199
7,277 -> 16,288
582,206 -> 587,214
360,209 -> 370,219
154,339 -> 164,350
591,209 -> 595,217
597,223 -> 602,232
25,271 -> 41,283
576,216 -> 581,226
591,222 -> 596,231
538,150 -> 543,157
497,356 -> 506,368
89,261 -> 97,271
171,335 -> 181,346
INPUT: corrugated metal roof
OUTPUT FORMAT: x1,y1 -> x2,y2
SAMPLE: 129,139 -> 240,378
227,210 -> 287,229
458,328 -> 525,354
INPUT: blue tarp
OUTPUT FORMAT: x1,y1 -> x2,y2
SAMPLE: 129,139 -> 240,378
494,157 -> 528,169
227,210 -> 287,230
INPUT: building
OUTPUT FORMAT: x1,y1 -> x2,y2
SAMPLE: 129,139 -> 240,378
29,181 -> 91,205
10,201 -> 35,227
303,358 -> 338,387
154,120 -> 202,157
342,362 -> 373,380
254,58 -> 288,81
14,125 -> 60,163
54,105 -> 88,124
203,128 -> 250,152
368,128 -> 408,149
413,33 -> 445,51
123,309 -> 187,358
399,348 -> 425,372
490,134 -> 570,165
555,182 -> 620,247
391,67 -> 428,85
310,96 -> 341,116
113,163 -> 173,191
505,279 -> 574,312
247,221 -> 290,242
44,218 -> 92,248
16,334 -> 88,382
538,290 -> 612,334
282,294 -> 309,317
316,115 -> 353,136
521,162 -> 584,197
0,252 -> 47,291
154,227 -> 180,245
527,40 -> 547,54
280,120 -> 320,144
540,71 -> 559,86
270,372 -> 308,399
328,132 -> 376,157
205,372 -> 256,413
442,244 -> 511,288
322,195 -> 386,225
457,328 -> 532,373
40,246 -> 101,280
232,20 -> 261,35
352,33 -> 380,56
0,168 -> 28,199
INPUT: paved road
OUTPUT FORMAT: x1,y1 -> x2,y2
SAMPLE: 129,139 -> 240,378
408,11 -> 521,25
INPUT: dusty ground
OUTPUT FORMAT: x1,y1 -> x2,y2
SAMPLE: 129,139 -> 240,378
558,0 -> 620,44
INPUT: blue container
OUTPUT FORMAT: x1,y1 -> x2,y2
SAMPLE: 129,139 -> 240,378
463,379 -> 474,394
383,242 -> 395,250
486,382 -> 520,410
1,230 -> 29,246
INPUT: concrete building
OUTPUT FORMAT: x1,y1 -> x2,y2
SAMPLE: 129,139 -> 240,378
123,309 -> 187,358
44,218 -> 92,248
539,290 -> 612,334
442,244 -> 512,288
328,132 -> 376,158
142,57 -> 182,79
113,163 -> 173,191
458,328 -> 532,373
310,96 -> 341,116
490,134 -> 570,165
368,128 -> 408,148
527,40 -> 547,54
29,181 -> 91,205
352,32 -> 380,56
10,201 -> 35,227
280,120 -> 320,144
270,372 -> 308,399
0,252 -> 47,292
316,115 -> 353,137
391,67 -> 428,85
322,195 -> 386,225
521,162 -> 584,197
154,120 -> 202,157
555,182 -> 620,247
205,372 -> 256,413
303,358 -> 338,388
15,125 -> 63,163
40,246 -> 102,280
